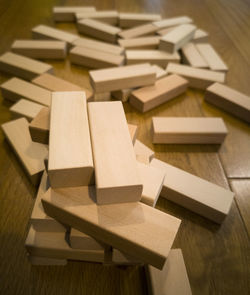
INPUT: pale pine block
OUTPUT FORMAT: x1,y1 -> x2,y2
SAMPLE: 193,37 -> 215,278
193,29 -> 209,43
118,36 -> 160,50
75,11 -> 119,25
156,26 -> 178,36
10,99 -> 44,121
181,42 -> 208,68
134,139 -> 155,162
29,107 -> 50,144
118,23 -> 158,39
119,13 -> 161,28
151,64 -> 167,79
53,6 -> 96,22
128,123 -> 138,144
28,255 -> 67,265
153,16 -> 193,29
136,154 -> 151,165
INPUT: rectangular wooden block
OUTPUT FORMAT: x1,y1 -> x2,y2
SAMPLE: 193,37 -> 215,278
128,123 -> 138,144
28,255 -> 67,265
109,249 -> 143,265
118,36 -> 160,50
10,99 -> 44,121
151,117 -> 228,144
156,26 -> 177,36
166,63 -> 226,89
53,6 -> 96,22
153,16 -> 193,29
29,107 -> 50,144
70,228 -> 106,250
88,101 -> 142,204
134,139 -> 155,164
181,42 -> 208,68
119,13 -> 161,28
193,29 -> 209,43
0,52 -> 53,80
130,74 -> 188,113
41,185 -> 181,269
205,83 -> 250,123
151,64 -> 167,79
118,23 -> 158,39
150,158 -> 234,223
76,11 -> 119,25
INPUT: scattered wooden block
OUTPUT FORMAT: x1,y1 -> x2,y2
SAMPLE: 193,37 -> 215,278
134,139 -> 155,164
70,228 -> 105,250
10,99 -> 44,121
181,42 -> 208,68
1,118 -> 48,185
48,92 -> 94,188
128,123 -> 138,144
29,107 -> 50,144
88,101 -> 142,204
111,88 -> 132,102
150,158 -> 234,223
151,64 -> 167,79
130,74 -> 188,113
193,29 -> 209,43
76,11 -> 119,25
153,16 -> 193,29
205,83 -> 250,124
0,52 -> 53,80
94,92 -> 111,101
156,26 -> 177,36
41,185 -> 181,269
118,23 -> 158,39
53,6 -> 96,22
110,249 -> 142,265
118,36 -> 160,50
27,255 -> 67,265
151,117 -> 228,144
166,63 -> 225,89
119,13 -> 161,28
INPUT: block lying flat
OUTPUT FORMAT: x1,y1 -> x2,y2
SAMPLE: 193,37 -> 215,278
10,99 -> 44,121
119,13 -> 161,28
29,107 -> 50,144
130,74 -> 188,113
28,255 -> 67,265
128,123 -> 138,144
193,29 -> 209,43
156,26 -> 177,36
1,118 -> 48,185
150,158 -> 234,223
181,42 -> 208,68
205,83 -> 250,123
166,63 -> 225,89
70,228 -> 106,250
53,6 -> 96,22
76,11 -> 119,25
118,36 -> 160,49
151,64 -> 167,79
0,52 -> 53,80
88,101 -> 142,204
134,139 -> 155,164
41,186 -> 181,269
49,92 -> 94,188
151,117 -> 228,144
118,23 -> 158,39
153,16 -> 193,29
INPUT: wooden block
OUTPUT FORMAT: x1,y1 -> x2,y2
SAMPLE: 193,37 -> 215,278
151,117 -> 228,144
193,29 -> 209,43
70,228 -> 105,250
48,92 -> 94,188
119,13 -> 161,28
156,26 -> 178,36
53,6 -> 96,22
11,40 -> 67,59
204,83 -> 250,123
10,99 -> 44,122
153,16 -> 193,29
150,158 -> 234,223
159,24 -> 196,53
77,19 -> 121,44
1,118 -> 48,185
89,63 -> 156,93
41,186 -> 181,269
88,101 -> 142,204
94,92 -> 111,101
145,249 -> 192,295
181,42 -> 208,68
0,52 -> 53,80
0,77 -> 51,106
128,123 -> 138,144
151,64 -> 167,79
166,63 -> 226,89
118,23 -> 158,39
118,36 -> 160,49
111,249 -> 143,265
196,43 -> 228,72
69,46 -> 124,69
111,88 -> 132,102
130,74 -> 188,113
29,107 -> 50,144
28,255 -> 67,265
76,11 -> 119,25
134,139 -> 155,163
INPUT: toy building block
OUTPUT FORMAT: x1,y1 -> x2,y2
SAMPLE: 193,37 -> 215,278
153,16 -> 193,29
118,36 -> 160,50
119,13 -> 161,28
53,6 -> 96,22
10,99 -> 44,122
29,107 -> 50,144
134,139 -> 155,164
118,23 -> 158,39
181,42 -> 208,68
76,11 -> 119,25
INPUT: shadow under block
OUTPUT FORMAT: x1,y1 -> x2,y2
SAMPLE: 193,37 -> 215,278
119,13 -> 161,28
153,16 -> 193,29
129,74 -> 188,113
0,77 -> 51,106
118,23 -> 158,39
204,83 -> 250,124
28,255 -> 67,266
29,107 -> 50,144
10,99 -> 44,121
1,118 -> 47,185
118,36 -> 160,50
151,117 -> 228,144
48,92 -> 94,188
75,11 -> 119,25
41,186 -> 181,269
150,158 -> 234,223
88,101 -> 142,204
89,63 -> 156,92
134,139 -> 155,163
0,52 -> 53,80
166,63 -> 225,89
146,249 -> 192,295
70,228 -> 105,250
181,42 -> 208,68
128,123 -> 138,144
52,6 -> 96,22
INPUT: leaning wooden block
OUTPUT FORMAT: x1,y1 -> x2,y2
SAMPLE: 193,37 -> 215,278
193,29 -> 209,43
134,139 -> 155,164
118,23 -> 158,39
53,6 -> 96,22
70,228 -> 105,250
10,99 -> 44,121
49,92 -> 94,188
150,158 -> 234,223
41,186 -> 181,269
88,101 -> 142,204
166,63 -> 225,89
181,42 -> 208,68
119,13 -> 161,28
205,83 -> 250,124
28,255 -> 67,266
128,123 -> 138,144
76,11 -> 119,25
29,107 -> 50,144
153,16 -> 193,29
1,118 -> 48,185
130,74 -> 188,113
118,36 -> 160,49
0,52 -> 53,80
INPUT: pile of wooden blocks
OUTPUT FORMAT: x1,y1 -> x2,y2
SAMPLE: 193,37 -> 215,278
1,5 -> 249,294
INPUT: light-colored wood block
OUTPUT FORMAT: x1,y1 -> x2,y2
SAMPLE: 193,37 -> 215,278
166,63 -> 226,89
156,26 -> 178,36
41,186 -> 181,269
1,118 -> 47,185
0,77 -> 51,106
150,158 -> 234,223
111,88 -> 132,102
53,6 -> 96,22
118,23 -> 158,39
134,139 -> 155,163
48,92 -> 94,188
29,107 -> 50,144
118,36 -> 160,50
88,101 -> 142,204
151,117 -> 228,144
0,52 -> 53,80
70,228 -> 105,250
10,99 -> 44,121
193,29 -> 209,43
128,123 -> 138,144
111,249 -> 143,265
205,83 -> 250,123
119,13 -> 161,28
28,255 -> 67,265
130,74 -> 188,113
181,42 -> 208,68
146,249 -> 192,295
153,16 -> 193,29
76,11 -> 119,25
151,64 -> 167,79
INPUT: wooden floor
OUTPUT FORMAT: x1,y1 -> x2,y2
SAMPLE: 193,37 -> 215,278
0,0 -> 250,294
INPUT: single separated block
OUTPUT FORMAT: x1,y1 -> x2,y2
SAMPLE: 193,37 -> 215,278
48,91 -> 94,188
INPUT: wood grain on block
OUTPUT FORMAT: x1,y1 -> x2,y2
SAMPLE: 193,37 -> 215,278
118,36 -> 160,50
70,228 -> 105,250
88,101 -> 142,204
128,123 -> 138,144
118,23 -> 158,39
41,186 -> 181,269
111,249 -> 142,265
111,88 -> 132,102
1,118 -> 47,185
130,74 -> 188,113
76,11 -> 119,25
119,13 -> 161,28
0,52 -> 53,80
11,40 -> 67,59
181,42 -> 208,68
204,83 -> 250,123
49,92 -> 94,188
146,249 -> 192,295
77,19 -> 121,43
28,255 -> 67,265
53,6 -> 96,22
10,99 -> 44,121
151,117 -> 228,144
69,46 -> 124,69
159,24 -> 196,53
89,63 -> 156,93
166,63 -> 225,89
134,139 -> 155,163
153,16 -> 193,29
193,29 -> 209,43
29,107 -> 50,144
0,77 -> 51,106
150,158 -> 234,223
